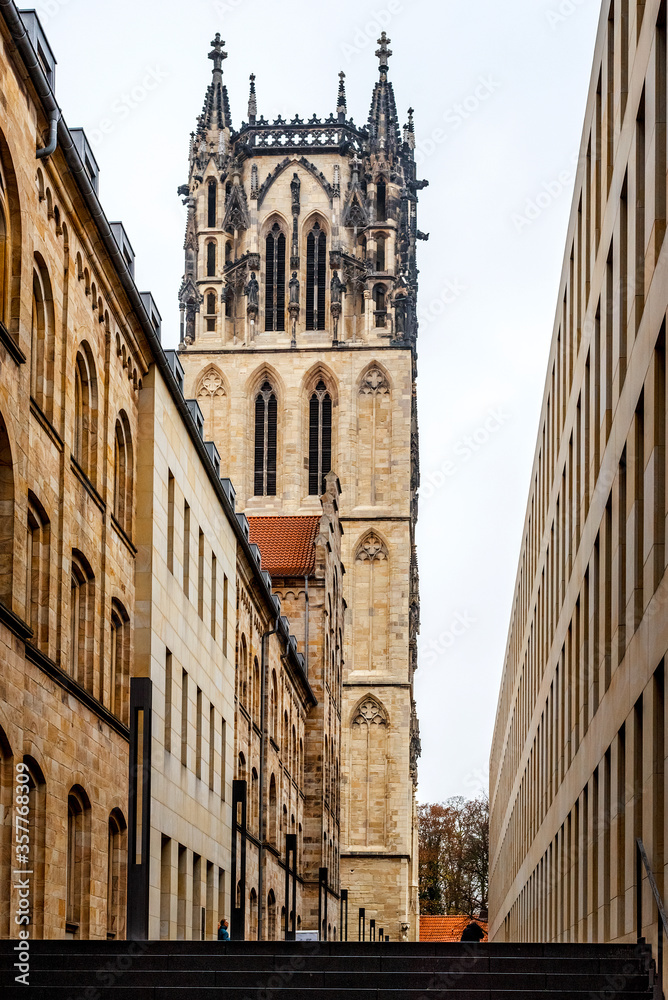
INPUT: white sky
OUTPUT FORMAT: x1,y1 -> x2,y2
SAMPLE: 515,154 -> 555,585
33,0 -> 603,804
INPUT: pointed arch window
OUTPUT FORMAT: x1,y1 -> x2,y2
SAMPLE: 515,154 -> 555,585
0,193 -> 7,328
66,785 -> 91,936
70,550 -> 95,692
265,223 -> 286,332
113,412 -> 133,537
110,600 -> 130,725
374,284 -> 387,328
254,381 -> 277,496
107,809 -> 127,940
308,380 -> 332,495
206,240 -> 216,277
31,257 -> 55,416
207,181 -> 217,228
0,413 -> 13,608
26,492 -> 50,652
306,222 -> 327,331
74,344 -> 98,484
376,180 -> 387,222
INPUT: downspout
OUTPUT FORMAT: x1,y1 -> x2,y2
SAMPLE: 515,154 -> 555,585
257,618 -> 278,940
0,1 -> 61,158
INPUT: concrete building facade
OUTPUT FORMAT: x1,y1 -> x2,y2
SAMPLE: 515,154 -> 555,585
490,0 -> 668,953
177,32 -> 426,940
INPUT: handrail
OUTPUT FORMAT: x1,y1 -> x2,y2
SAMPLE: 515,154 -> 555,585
636,838 -> 668,998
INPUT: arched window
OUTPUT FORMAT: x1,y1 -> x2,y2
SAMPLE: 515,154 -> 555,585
268,889 -> 277,940
254,381 -> 277,496
253,657 -> 260,720
265,223 -> 286,332
206,240 -> 216,277
107,809 -> 127,939
375,234 -> 386,272
291,724 -> 296,778
22,756 -> 46,937
308,380 -> 332,496
225,287 -> 233,319
70,550 -> 95,691
249,888 -> 258,941
0,188 -> 6,327
110,599 -> 130,725
225,241 -> 232,264
270,671 -> 278,742
0,726 -> 12,937
269,774 -> 277,847
376,180 -> 387,222
113,412 -> 133,536
251,767 -> 259,835
26,492 -> 50,652
374,285 -> 387,328
205,291 -> 217,333
31,256 -> 55,416
238,751 -> 246,784
0,412 -> 14,608
74,344 -> 98,484
306,222 -> 326,331
239,635 -> 248,705
207,180 -> 217,228
66,785 -> 91,937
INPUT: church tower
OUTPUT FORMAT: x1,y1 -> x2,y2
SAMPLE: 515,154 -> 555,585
177,31 -> 427,941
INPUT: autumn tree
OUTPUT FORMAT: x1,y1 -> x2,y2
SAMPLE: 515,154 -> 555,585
418,794 -> 489,916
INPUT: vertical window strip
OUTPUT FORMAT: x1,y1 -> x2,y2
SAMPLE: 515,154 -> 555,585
309,381 -> 332,495
254,382 -> 277,496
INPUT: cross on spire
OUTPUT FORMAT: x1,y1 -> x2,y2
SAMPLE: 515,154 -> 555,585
208,33 -> 227,73
375,31 -> 392,74
337,70 -> 347,117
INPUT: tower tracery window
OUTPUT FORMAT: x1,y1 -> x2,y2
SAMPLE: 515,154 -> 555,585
374,284 -> 387,328
306,222 -> 327,331
308,380 -> 332,496
375,234 -> 386,272
206,240 -> 216,277
376,180 -> 387,222
207,180 -> 216,228
265,223 -> 286,332
254,381 -> 277,496
205,291 -> 217,332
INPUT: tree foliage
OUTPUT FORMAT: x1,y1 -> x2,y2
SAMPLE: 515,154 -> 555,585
418,794 -> 489,916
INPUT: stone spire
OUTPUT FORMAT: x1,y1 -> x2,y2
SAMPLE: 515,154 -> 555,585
197,32 -> 232,137
368,32 -> 400,153
403,106 -> 415,150
337,70 -> 347,121
248,73 -> 257,123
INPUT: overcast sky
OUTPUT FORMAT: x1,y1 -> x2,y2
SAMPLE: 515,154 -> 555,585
35,0 -> 603,804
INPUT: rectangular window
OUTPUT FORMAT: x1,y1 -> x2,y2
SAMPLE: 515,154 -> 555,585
618,447 -> 627,664
209,704 -> 216,791
198,528 -> 205,620
635,92 -> 645,336
181,669 -> 188,768
196,686 -> 203,780
167,472 -> 175,574
160,835 -> 171,940
183,502 -> 190,598
633,394 -> 644,629
192,853 -> 202,941
620,174 -> 628,392
211,554 -> 217,638
222,574 -> 229,653
655,325 -> 666,592
617,724 -> 626,934
221,716 -> 227,801
165,650 -> 173,754
177,844 -> 187,940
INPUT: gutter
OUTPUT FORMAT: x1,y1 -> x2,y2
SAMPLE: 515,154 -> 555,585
0,0 -> 314,701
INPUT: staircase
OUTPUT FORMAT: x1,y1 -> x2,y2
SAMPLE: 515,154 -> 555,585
0,939 -> 657,998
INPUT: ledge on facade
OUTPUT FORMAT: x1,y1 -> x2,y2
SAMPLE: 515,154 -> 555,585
0,319 -> 26,365
30,396 -> 64,451
24,642 -> 130,740
110,512 -> 138,556
0,600 -> 33,642
70,455 -> 106,513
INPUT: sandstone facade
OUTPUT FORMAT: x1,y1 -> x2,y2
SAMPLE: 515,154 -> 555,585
489,0 -> 668,959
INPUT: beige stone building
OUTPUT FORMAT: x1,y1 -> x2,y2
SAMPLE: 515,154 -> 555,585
490,0 -> 668,954
177,31 -> 425,941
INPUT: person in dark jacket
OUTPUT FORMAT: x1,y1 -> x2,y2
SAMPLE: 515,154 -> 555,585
218,918 -> 230,941
460,919 -> 485,942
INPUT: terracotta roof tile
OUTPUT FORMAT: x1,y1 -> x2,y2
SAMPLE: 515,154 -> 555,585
247,516 -> 321,577
419,915 -> 489,943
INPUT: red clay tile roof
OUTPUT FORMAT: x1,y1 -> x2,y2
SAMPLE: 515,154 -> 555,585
247,516 -> 320,577
419,916 -> 489,943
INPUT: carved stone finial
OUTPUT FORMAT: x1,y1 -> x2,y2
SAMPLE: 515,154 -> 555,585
375,31 -> 392,75
208,33 -> 228,73
248,73 -> 257,121
337,70 -> 347,118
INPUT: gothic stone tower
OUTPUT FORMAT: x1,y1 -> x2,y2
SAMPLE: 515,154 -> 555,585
177,32 -> 426,941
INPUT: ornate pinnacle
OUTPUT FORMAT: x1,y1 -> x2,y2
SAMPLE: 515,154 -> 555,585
375,31 -> 392,75
248,73 -> 257,121
337,70 -> 347,117
208,33 -> 228,73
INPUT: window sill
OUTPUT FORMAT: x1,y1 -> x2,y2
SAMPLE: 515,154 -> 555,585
0,599 -> 33,642
30,397 -> 64,451
110,513 -> 137,555
0,319 -> 26,365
